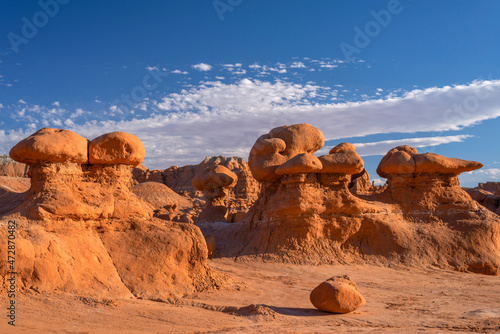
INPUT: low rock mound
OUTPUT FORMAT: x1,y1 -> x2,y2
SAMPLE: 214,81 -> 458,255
0,155 -> 28,177
0,218 -> 224,299
0,177 -> 29,216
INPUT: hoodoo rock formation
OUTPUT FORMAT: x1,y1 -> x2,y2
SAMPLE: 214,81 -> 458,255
134,156 -> 261,222
8,129 -> 151,220
192,164 -> 238,223
0,128 -> 223,299
0,155 -> 29,178
204,124 -> 500,275
310,275 -> 366,314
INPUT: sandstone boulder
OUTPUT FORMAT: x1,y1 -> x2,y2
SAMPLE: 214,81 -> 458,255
275,153 -> 322,175
310,275 -> 366,313
249,124 -> 324,182
89,132 -> 145,166
131,181 -> 191,211
318,151 -> 364,174
9,128 -> 89,164
192,165 -> 238,193
377,146 -> 482,178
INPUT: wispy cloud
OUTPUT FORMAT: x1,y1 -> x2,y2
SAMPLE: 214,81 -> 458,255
349,135 -> 474,156
2,79 -> 500,171
460,168 -> 500,187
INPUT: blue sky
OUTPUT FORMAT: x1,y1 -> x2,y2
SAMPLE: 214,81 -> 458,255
1,0 -> 500,186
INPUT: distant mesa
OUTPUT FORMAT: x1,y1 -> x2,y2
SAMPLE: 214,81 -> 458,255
202,123 -> 500,275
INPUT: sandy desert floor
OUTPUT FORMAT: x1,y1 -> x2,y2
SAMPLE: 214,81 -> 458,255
1,258 -> 500,334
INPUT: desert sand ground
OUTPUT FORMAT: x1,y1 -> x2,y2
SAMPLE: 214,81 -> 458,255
2,258 -> 500,334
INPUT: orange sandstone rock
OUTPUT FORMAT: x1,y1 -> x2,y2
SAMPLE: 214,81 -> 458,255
318,151 -> 364,174
310,275 -> 366,313
9,127 -> 89,164
89,131 -> 145,166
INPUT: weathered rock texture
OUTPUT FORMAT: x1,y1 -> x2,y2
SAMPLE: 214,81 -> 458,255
9,128 -> 152,220
465,187 -> 500,215
134,156 -> 261,223
0,128 -> 223,299
192,164 -> 238,223
310,275 -> 366,313
201,124 -> 500,275
0,176 -> 30,216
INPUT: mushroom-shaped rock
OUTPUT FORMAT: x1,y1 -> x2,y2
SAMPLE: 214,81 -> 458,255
377,151 -> 416,177
275,153 -> 323,175
192,165 -> 238,193
329,142 -> 356,154
310,275 -> 366,314
89,132 -> 145,166
9,127 -> 89,164
318,151 -> 364,174
249,123 -> 325,182
250,135 -> 287,155
377,145 -> 482,178
414,153 -> 483,175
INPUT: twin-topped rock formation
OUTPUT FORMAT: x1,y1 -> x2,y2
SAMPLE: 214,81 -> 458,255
9,128 -> 151,220
1,127 -> 223,300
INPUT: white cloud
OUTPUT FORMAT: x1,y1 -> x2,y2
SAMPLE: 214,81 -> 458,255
3,79 -> 500,171
52,101 -> 60,107
18,99 -> 27,104
59,79 -> 500,169
171,69 -> 188,74
192,63 -> 212,71
95,99 -> 102,103
351,135 -> 474,156
459,168 -> 500,187
145,66 -> 159,71
215,76 -> 225,80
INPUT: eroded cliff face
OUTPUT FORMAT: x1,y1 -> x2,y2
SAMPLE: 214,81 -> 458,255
0,155 -> 28,178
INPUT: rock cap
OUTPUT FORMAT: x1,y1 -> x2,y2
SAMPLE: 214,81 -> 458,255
89,132 -> 145,166
9,127 -> 89,164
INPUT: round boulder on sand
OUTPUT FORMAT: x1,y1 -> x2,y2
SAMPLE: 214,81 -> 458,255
89,132 -> 145,166
310,275 -> 366,314
9,128 -> 89,164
